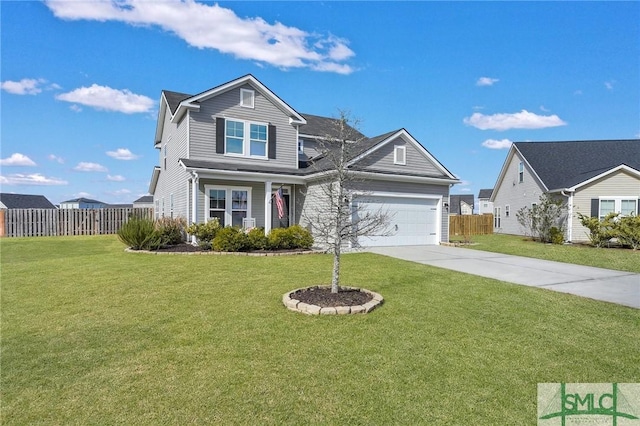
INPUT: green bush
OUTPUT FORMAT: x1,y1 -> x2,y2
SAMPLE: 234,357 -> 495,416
616,214 -> 640,250
577,212 -> 617,248
286,224 -> 314,249
267,225 -> 314,250
156,216 -> 186,245
212,227 -> 249,252
118,218 -> 164,250
247,227 -> 268,250
186,219 -> 221,249
549,227 -> 564,245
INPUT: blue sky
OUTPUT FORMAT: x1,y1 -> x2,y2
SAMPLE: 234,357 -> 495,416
2,1 -> 638,205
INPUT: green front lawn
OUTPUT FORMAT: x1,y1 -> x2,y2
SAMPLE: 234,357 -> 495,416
2,236 -> 638,425
455,234 -> 640,273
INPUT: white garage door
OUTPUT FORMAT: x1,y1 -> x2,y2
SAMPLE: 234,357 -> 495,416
353,196 -> 440,247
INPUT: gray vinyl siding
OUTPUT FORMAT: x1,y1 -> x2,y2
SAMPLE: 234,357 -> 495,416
353,136 -> 446,177
188,84 -> 298,169
491,151 -> 546,235
571,170 -> 640,242
154,108 -> 190,221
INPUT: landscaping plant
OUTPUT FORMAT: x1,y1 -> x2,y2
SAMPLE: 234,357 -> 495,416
186,219 -> 221,249
516,194 -> 567,243
117,217 -> 164,250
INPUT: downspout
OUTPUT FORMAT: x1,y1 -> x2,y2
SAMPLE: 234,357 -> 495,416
190,171 -> 199,245
561,189 -> 573,242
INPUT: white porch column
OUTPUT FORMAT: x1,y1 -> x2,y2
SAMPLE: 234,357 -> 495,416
191,172 -> 199,244
264,181 -> 272,234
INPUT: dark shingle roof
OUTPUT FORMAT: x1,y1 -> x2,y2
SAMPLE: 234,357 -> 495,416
163,90 -> 192,115
299,113 -> 366,140
478,188 -> 493,199
61,197 -> 105,204
449,194 -> 475,215
133,195 -> 153,203
0,193 -> 56,209
515,139 -> 640,190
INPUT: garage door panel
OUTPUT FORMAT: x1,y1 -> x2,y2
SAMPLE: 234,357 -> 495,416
354,196 -> 439,247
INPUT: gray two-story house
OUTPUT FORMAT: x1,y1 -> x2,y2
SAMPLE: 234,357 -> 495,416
149,74 -> 459,247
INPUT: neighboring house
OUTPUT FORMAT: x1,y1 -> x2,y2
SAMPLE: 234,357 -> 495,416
149,74 -> 459,247
133,195 -> 154,209
59,197 -> 107,209
477,189 -> 493,215
0,193 -> 56,209
490,140 -> 640,242
449,194 -> 474,215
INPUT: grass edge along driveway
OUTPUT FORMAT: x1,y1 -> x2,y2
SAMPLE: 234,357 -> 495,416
2,235 -> 638,425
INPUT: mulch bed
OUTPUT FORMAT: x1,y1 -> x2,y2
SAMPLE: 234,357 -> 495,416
292,287 -> 373,308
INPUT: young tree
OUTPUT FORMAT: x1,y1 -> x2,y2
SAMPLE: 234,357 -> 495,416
516,193 -> 568,243
301,110 -> 393,293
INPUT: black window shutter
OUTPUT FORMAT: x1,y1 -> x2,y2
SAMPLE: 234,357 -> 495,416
268,124 -> 276,159
216,117 -> 225,154
590,199 -> 599,217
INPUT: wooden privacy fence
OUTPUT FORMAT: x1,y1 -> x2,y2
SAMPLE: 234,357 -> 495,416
0,208 -> 154,238
449,214 -> 493,237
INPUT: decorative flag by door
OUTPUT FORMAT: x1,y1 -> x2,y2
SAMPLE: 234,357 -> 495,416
275,188 -> 285,219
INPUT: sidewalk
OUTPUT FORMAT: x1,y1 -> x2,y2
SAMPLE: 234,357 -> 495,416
365,245 -> 640,309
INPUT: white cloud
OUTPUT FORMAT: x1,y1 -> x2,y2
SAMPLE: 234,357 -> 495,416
539,105 -> 550,112
74,162 -> 108,172
476,77 -> 499,87
0,153 -> 37,166
45,0 -> 355,74
75,191 -> 93,198
69,104 -> 83,113
48,154 -> 65,164
482,138 -> 513,149
1,78 -> 46,95
56,84 -> 154,114
107,174 -> 126,182
0,173 -> 68,186
107,188 -> 132,196
106,148 -> 140,160
463,110 -> 567,131
605,80 -> 616,90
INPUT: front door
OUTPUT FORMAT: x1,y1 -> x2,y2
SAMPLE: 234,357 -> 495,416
272,187 -> 290,229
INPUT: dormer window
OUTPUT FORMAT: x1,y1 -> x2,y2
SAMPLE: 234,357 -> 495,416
240,88 -> 255,108
394,145 -> 406,165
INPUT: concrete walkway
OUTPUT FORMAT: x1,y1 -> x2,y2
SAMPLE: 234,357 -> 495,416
365,245 -> 640,309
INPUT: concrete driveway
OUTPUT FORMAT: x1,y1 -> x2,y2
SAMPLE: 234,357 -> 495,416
365,245 -> 640,309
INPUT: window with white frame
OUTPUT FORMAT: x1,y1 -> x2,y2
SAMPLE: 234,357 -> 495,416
240,88 -> 254,108
206,186 -> 251,227
225,119 -> 268,158
494,207 -> 501,228
394,145 -> 406,165
154,199 -> 159,220
169,193 -> 174,218
163,144 -> 168,170
599,197 -> 638,220
518,162 -> 524,183
298,139 -> 304,154
505,204 -> 510,217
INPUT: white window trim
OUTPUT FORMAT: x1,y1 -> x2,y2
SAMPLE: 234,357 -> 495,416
518,162 -> 524,183
494,207 -> 501,228
394,145 -> 406,165
204,185 -> 252,227
225,118 -> 269,159
599,196 -> 638,219
505,204 -> 510,217
240,88 -> 255,108
298,139 -> 304,154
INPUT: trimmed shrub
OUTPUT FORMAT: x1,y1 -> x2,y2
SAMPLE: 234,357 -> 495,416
118,217 -> 164,250
549,227 -> 564,245
186,219 -> 221,249
287,224 -> 314,249
156,216 -> 186,245
247,227 -> 268,250
267,227 -> 292,250
577,212 -> 617,248
267,225 -> 314,250
213,227 -> 250,252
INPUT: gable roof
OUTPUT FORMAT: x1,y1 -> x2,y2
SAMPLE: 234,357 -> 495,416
0,193 -> 56,209
478,188 -> 493,199
514,139 -> 640,190
449,194 -> 475,214
133,195 -> 153,204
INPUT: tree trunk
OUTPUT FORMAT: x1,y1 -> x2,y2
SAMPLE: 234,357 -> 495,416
331,244 -> 340,293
